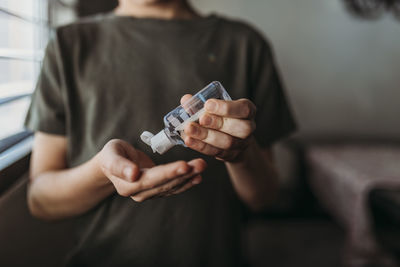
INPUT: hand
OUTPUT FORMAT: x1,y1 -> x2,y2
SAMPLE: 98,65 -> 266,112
96,139 -> 207,202
181,95 -> 256,162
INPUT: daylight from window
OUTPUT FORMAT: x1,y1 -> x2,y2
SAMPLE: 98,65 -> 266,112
0,0 -> 47,140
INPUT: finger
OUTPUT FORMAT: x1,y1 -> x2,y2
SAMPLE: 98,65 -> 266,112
184,137 -> 243,161
204,98 -> 256,119
180,94 -> 193,105
164,175 -> 202,196
199,113 -> 256,139
215,150 -> 242,162
184,122 -> 242,150
121,145 -> 157,170
108,174 -> 141,197
137,158 -> 206,190
187,158 -> 207,173
180,94 -> 194,115
101,153 -> 140,182
184,136 -> 224,156
116,139 -> 140,162
131,172 -> 200,202
172,175 -> 202,194
138,161 -> 191,189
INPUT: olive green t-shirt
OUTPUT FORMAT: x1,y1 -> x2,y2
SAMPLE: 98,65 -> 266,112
25,13 -> 296,266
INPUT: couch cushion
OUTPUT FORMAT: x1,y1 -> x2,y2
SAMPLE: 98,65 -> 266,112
0,175 -> 77,267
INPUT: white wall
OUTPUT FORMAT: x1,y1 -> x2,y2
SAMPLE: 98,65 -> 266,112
192,0 -> 400,139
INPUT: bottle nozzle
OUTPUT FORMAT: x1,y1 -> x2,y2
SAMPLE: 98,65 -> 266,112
140,130 -> 175,155
140,131 -> 154,147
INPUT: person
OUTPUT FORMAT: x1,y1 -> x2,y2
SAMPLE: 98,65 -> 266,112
25,0 -> 296,266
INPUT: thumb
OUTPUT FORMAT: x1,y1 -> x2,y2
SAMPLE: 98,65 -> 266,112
117,139 -> 155,169
180,94 -> 193,106
101,140 -> 140,182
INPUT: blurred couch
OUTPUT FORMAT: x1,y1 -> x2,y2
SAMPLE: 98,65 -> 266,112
0,174 -> 76,266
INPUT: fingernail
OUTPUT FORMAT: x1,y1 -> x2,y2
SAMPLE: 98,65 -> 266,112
205,100 -> 216,112
124,167 -> 133,179
202,115 -> 212,126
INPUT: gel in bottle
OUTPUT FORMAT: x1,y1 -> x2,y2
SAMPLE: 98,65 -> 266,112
140,81 -> 232,154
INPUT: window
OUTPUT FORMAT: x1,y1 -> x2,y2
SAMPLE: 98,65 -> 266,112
0,0 -> 48,167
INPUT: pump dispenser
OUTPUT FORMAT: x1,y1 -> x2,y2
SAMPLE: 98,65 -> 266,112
140,81 -> 231,154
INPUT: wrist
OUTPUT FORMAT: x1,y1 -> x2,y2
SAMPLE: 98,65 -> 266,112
91,153 -> 113,187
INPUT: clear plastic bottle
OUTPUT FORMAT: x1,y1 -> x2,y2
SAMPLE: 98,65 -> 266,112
140,81 -> 232,154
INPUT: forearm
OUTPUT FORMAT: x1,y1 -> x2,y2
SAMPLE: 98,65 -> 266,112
225,138 -> 279,211
28,155 -> 115,221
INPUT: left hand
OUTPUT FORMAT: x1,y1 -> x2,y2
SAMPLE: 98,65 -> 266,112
181,95 -> 257,162
96,139 -> 207,202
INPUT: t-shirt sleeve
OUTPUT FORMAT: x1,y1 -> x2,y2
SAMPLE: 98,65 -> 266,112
249,37 -> 297,147
24,38 -> 66,135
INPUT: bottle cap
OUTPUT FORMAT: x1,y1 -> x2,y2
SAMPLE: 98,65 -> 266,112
140,130 -> 174,155
140,131 -> 154,147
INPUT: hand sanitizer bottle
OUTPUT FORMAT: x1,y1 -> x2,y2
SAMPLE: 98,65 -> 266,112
140,81 -> 232,154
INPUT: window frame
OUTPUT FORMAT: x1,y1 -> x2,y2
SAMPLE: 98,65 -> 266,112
0,2 -> 50,190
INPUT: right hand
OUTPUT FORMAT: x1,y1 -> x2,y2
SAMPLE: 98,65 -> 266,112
96,139 -> 207,202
